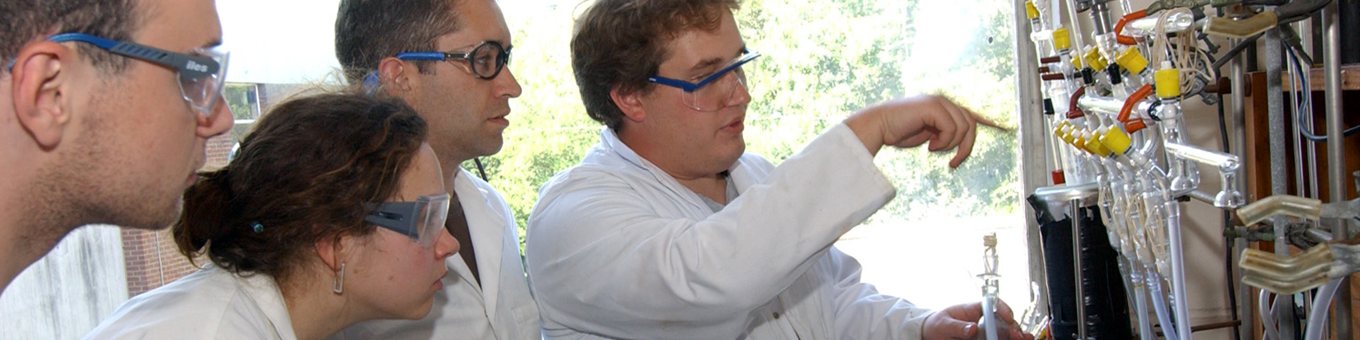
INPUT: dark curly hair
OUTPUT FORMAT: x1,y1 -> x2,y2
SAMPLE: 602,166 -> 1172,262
174,92 -> 428,284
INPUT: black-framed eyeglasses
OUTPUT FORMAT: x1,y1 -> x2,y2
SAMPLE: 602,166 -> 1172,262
648,50 -> 761,112
396,41 -> 512,80
365,194 -> 450,248
46,33 -> 230,118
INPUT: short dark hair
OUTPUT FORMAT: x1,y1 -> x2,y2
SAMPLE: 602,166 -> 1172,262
571,0 -> 740,131
0,0 -> 139,75
174,92 -> 429,283
334,0 -> 462,84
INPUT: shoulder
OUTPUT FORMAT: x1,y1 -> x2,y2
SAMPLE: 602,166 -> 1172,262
84,267 -> 277,339
535,158 -> 644,206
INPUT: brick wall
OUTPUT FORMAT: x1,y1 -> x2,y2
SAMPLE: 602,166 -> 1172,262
120,131 -> 236,297
119,228 -> 200,297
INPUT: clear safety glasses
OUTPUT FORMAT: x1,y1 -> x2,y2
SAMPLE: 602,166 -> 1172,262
648,50 -> 761,112
48,33 -> 230,118
365,194 -> 451,248
396,40 -> 513,80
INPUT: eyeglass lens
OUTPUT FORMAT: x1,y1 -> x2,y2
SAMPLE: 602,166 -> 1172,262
462,42 -> 510,79
686,68 -> 748,111
180,68 -> 223,115
416,196 -> 450,248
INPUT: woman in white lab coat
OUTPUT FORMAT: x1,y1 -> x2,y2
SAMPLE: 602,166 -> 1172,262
84,93 -> 460,340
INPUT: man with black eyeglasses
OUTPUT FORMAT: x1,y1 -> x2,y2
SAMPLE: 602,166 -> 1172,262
524,0 -> 1035,339
0,0 -> 234,294
332,0 -> 540,339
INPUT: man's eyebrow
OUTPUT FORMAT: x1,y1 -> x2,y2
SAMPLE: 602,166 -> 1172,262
202,38 -> 223,49
686,57 -> 726,74
685,46 -> 747,76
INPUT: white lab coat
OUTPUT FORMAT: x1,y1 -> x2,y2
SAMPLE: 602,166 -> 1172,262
526,124 -> 934,339
84,265 -> 296,340
336,168 -> 541,339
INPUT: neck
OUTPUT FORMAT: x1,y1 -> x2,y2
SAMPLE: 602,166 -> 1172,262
617,128 -> 730,203
0,230 -> 30,294
673,172 -> 729,204
0,170 -> 75,295
438,143 -> 481,188
281,273 -> 361,340
441,157 -> 465,194
0,213 -> 73,296
1,102 -> 69,293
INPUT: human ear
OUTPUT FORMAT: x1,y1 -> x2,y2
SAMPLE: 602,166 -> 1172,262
11,42 -> 74,149
609,85 -> 647,123
377,57 -> 413,94
314,234 -> 349,271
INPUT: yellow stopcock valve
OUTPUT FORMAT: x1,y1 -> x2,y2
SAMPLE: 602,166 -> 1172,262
1025,1 -> 1040,20
1083,47 -> 1108,72
1060,128 -> 1077,146
1100,127 -> 1133,155
1057,123 -> 1078,145
1115,48 -> 1149,75
1053,121 -> 1069,138
1053,28 -> 1072,51
1083,131 -> 1112,156
1154,61 -> 1181,99
1073,135 -> 1089,154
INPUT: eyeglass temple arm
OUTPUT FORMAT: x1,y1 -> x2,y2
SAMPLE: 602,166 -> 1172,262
394,52 -> 449,61
49,33 -> 218,77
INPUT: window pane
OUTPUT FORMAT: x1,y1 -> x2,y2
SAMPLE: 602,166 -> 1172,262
0,0 -> 1029,337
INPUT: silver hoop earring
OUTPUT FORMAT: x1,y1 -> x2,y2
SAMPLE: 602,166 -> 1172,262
332,262 -> 346,294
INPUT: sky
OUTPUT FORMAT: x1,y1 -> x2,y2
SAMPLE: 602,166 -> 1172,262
218,0 -> 343,84
216,0 -> 566,85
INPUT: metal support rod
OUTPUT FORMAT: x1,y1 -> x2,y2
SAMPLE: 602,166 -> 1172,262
1230,38 -> 1254,339
1066,0 -> 1088,55
1168,202 -> 1193,340
1265,27 -> 1300,339
1090,2 -> 1113,35
1322,0 -> 1352,337
1014,0 -> 1053,327
1071,202 -> 1089,340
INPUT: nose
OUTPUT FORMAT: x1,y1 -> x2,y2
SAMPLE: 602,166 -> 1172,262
199,94 -> 234,138
496,67 -> 522,99
725,74 -> 752,107
434,228 -> 459,259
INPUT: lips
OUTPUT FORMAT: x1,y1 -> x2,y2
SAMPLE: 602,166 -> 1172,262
432,270 -> 448,290
720,117 -> 744,134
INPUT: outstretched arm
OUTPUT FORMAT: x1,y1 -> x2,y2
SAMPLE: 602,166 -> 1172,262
844,94 -> 1004,168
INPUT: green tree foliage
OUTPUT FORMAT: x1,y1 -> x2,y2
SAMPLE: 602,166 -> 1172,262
487,0 -> 1020,250
223,83 -> 257,142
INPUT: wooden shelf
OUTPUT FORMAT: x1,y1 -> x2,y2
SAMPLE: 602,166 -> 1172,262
1256,63 -> 1360,92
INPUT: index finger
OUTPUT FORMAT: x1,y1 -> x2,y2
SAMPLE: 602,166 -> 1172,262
972,112 -> 1011,132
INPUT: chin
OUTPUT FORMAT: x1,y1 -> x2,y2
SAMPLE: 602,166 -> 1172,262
404,301 -> 436,320
121,199 -> 181,230
722,144 -> 746,163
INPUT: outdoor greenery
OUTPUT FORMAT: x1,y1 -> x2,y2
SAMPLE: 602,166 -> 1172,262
483,0 -> 1021,250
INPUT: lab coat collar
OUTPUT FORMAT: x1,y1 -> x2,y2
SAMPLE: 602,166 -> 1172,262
447,167 -> 506,316
228,266 -> 298,339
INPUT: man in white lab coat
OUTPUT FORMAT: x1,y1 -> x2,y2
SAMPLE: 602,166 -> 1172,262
525,0 -> 1035,339
332,0 -> 540,338
0,0 -> 234,294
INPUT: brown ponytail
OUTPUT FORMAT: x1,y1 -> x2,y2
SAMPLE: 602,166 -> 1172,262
172,92 -> 428,283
